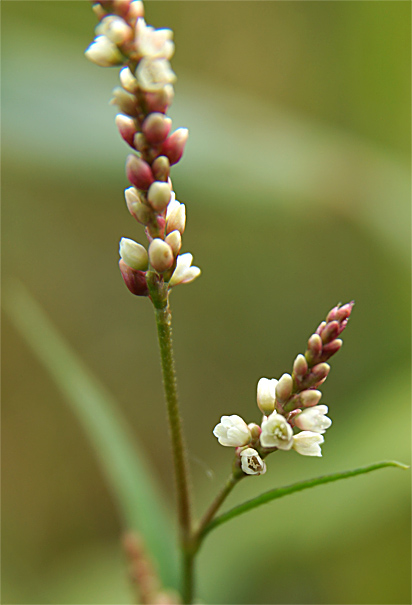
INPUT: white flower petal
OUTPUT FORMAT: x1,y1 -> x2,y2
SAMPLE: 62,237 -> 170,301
260,411 -> 293,450
292,431 -> 324,457
240,448 -> 267,475
213,415 -> 251,447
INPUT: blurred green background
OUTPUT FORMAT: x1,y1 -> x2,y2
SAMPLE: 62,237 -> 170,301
2,1 -> 411,604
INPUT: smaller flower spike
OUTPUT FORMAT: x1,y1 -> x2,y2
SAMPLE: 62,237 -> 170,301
240,448 -> 266,475
213,415 -> 251,447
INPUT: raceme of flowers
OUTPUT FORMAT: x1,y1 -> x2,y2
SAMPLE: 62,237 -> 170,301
213,302 -> 354,475
85,0 -> 200,297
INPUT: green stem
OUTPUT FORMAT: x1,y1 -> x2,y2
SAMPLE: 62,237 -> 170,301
194,470 -> 243,549
147,274 -> 193,600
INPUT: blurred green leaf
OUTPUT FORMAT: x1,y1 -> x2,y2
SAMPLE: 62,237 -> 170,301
3,280 -> 178,589
202,461 -> 408,540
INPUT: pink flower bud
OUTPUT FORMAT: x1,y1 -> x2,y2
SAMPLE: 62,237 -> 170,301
306,333 -> 323,363
115,114 -> 137,147
320,338 -> 343,361
148,239 -> 174,273
320,320 -> 340,344
126,155 -> 154,190
161,128 -> 188,165
326,301 -> 355,324
315,321 -> 327,336
144,84 -> 174,113
152,155 -> 170,181
304,363 -> 330,388
142,112 -> 172,145
119,260 -> 149,296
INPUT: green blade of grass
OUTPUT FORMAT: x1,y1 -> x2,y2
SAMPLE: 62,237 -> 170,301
3,280 -> 178,589
201,461 -> 409,540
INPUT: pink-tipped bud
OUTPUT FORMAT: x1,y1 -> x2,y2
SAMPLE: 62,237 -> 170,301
306,333 -> 323,363
293,353 -> 308,379
161,128 -> 188,165
127,0 -> 145,22
304,363 -> 330,388
119,260 -> 149,296
316,321 -> 327,336
247,423 -> 262,443
111,87 -> 138,117
152,156 -> 170,181
142,113 -> 172,145
320,320 -> 340,344
299,389 -> 322,407
126,155 -> 154,190
144,85 -> 174,114
320,339 -> 343,361
326,301 -> 355,324
115,114 -> 137,147
275,373 -> 294,404
165,230 -> 182,257
147,181 -> 172,212
148,239 -> 174,273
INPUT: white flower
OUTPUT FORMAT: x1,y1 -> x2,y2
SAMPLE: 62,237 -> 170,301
120,67 -> 138,93
135,18 -> 175,60
260,411 -> 293,450
166,193 -> 186,234
294,405 -> 332,434
119,237 -> 148,271
292,431 -> 324,457
85,35 -> 123,67
213,415 -> 251,447
136,57 -> 176,92
240,448 -> 267,475
95,16 -> 132,45
169,253 -> 201,287
257,377 -> 278,415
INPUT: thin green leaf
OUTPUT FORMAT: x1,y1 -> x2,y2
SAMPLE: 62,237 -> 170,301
3,280 -> 178,588
202,461 -> 409,540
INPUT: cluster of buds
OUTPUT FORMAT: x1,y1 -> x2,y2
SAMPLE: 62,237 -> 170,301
85,0 -> 200,297
213,302 -> 354,475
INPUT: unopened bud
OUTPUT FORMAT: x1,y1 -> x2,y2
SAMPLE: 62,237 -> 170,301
115,114 -> 136,147
92,4 -> 106,20
144,84 -> 175,113
142,113 -> 172,145
133,133 -> 147,153
306,333 -> 323,364
275,373 -> 294,404
119,238 -> 148,271
166,199 -> 186,234
148,239 -> 174,273
119,260 -> 148,296
304,363 -> 330,388
320,320 -> 340,344
293,354 -> 308,379
256,377 -> 277,416
320,338 -> 343,361
85,35 -> 124,67
165,230 -> 182,256
147,181 -> 172,212
95,16 -> 133,45
111,87 -> 138,117
128,0 -> 145,22
316,321 -> 327,335
247,423 -> 262,442
120,67 -> 139,93
125,187 -> 151,224
152,156 -> 170,181
126,155 -> 154,190
326,301 -> 354,324
299,389 -> 322,407
161,128 -> 188,165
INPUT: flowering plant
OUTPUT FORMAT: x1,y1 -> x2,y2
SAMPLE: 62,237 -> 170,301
79,2 -> 409,603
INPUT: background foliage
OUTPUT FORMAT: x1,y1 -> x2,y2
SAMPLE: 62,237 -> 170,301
2,1 -> 411,603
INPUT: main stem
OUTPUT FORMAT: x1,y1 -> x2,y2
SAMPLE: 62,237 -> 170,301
148,276 -> 193,603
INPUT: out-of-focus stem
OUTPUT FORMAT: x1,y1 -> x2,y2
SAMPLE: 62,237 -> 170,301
147,273 -> 193,600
